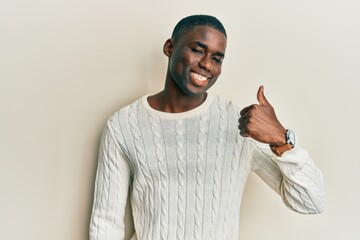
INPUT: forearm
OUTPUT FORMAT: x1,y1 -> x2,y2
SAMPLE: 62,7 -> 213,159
251,139 -> 325,214
275,146 -> 325,213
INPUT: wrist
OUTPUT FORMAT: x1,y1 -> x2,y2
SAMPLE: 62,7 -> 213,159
272,127 -> 286,146
270,129 -> 296,156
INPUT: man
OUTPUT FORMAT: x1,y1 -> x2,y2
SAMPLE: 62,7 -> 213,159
90,15 -> 325,240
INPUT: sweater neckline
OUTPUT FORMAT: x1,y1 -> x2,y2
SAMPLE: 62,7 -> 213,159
141,94 -> 214,120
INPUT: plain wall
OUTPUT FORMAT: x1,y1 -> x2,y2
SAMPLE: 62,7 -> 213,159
1,0 -> 359,239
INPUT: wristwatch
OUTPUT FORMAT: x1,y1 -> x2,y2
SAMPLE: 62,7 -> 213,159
270,129 -> 296,156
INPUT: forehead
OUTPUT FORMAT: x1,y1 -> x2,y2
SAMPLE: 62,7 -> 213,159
178,25 -> 227,52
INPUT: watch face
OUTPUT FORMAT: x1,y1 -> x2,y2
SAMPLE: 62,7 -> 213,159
286,130 -> 296,147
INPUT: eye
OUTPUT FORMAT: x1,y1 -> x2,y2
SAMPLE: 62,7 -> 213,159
212,56 -> 223,64
191,48 -> 204,55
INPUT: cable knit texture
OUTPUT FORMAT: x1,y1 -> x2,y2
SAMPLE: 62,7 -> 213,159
90,94 -> 325,240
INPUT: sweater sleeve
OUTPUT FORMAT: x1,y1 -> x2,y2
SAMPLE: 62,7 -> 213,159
89,122 -> 132,240
249,138 -> 325,214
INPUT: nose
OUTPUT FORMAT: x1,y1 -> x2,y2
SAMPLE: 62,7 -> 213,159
199,55 -> 212,71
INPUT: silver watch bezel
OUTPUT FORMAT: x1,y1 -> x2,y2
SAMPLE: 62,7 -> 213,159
286,129 -> 296,148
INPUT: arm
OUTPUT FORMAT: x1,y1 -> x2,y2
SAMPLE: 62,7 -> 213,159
249,139 -> 325,214
89,122 -> 132,240
239,86 -> 325,214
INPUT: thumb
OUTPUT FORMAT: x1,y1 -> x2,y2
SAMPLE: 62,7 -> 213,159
257,85 -> 269,106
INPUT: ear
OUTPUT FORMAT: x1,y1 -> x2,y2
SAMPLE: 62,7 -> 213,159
163,38 -> 174,57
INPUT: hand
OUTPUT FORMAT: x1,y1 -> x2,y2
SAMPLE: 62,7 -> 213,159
238,86 -> 286,146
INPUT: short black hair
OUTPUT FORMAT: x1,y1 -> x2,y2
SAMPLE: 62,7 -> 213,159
171,15 -> 227,41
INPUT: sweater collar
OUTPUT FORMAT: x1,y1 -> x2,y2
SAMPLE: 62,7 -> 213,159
141,93 -> 214,120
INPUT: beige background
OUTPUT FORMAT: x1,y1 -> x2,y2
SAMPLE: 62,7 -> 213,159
1,0 -> 359,239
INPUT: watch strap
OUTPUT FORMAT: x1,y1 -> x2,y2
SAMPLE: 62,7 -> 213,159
270,143 -> 293,157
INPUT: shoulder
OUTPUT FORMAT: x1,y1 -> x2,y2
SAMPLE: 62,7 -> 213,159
211,94 -> 241,116
107,96 -> 145,131
101,96 -> 145,154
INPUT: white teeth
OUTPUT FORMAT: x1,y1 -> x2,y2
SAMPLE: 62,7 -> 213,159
191,72 -> 207,81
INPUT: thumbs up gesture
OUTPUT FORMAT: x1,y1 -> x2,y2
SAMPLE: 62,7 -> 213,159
238,86 -> 287,146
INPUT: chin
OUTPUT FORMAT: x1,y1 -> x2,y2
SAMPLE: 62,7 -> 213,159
175,79 -> 210,97
185,89 -> 208,97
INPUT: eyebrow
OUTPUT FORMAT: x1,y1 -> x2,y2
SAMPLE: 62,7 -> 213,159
195,41 -> 225,58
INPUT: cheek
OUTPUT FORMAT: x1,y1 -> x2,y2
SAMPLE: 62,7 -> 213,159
173,62 -> 184,76
217,66 -> 222,74
173,56 -> 190,73
169,59 -> 185,81
214,65 -> 222,76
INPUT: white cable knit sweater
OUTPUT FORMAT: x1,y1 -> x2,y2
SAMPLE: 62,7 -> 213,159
89,94 -> 325,240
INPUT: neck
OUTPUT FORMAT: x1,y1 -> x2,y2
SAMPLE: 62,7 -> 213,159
148,90 -> 207,113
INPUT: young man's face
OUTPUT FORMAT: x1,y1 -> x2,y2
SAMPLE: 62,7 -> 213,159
165,25 -> 227,97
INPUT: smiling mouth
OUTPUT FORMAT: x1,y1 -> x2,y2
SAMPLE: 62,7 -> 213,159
190,72 -> 208,82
